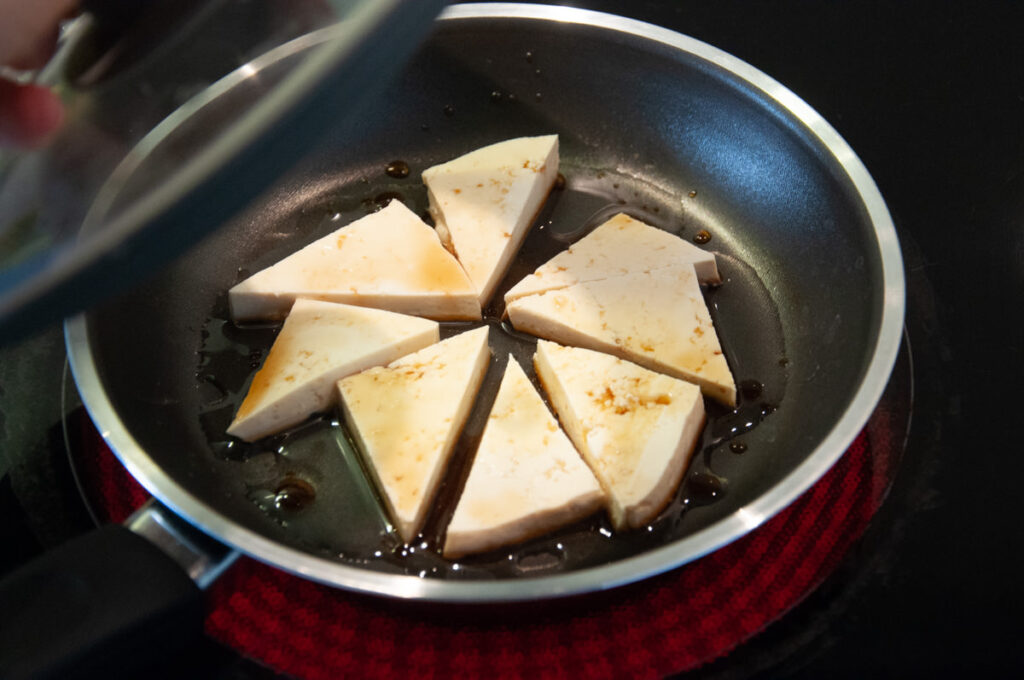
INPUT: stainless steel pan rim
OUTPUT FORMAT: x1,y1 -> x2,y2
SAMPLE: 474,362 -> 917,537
65,3 -> 905,603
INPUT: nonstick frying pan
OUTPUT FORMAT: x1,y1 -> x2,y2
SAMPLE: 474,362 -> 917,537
61,2 -> 901,610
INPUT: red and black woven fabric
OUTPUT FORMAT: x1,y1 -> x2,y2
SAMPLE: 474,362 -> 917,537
76,418 -> 891,679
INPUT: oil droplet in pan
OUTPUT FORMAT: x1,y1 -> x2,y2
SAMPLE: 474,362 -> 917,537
693,229 -> 712,244
385,160 -> 410,179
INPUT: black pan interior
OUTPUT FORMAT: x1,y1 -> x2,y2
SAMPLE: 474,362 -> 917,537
84,17 -> 883,579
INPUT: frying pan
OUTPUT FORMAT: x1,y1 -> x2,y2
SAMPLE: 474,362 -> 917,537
3,2 -> 903,675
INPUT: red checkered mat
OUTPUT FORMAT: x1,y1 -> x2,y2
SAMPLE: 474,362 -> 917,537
76,418 -> 893,679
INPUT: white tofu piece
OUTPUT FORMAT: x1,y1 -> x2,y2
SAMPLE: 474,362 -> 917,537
422,135 -> 559,306
337,327 -> 491,544
504,212 -> 720,306
228,200 -> 480,322
443,357 -> 604,558
533,341 -> 705,530
226,299 -> 438,442
507,266 -> 737,406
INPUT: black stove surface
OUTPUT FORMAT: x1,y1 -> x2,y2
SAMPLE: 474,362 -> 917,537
3,1 -> 1022,677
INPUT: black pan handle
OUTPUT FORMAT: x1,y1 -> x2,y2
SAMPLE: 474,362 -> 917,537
0,501 -> 237,680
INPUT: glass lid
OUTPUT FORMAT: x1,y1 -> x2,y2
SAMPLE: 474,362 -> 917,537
0,0 -> 447,344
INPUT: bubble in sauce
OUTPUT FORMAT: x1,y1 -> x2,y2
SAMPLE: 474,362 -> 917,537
274,476 -> 316,512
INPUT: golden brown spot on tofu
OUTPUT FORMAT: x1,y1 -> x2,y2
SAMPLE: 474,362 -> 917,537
453,188 -> 461,194
522,160 -> 530,169
476,182 -> 483,187
335,234 -> 346,249
555,265 -> 567,272
656,394 -> 672,405
694,326 -> 705,337
284,375 -> 295,382
408,238 -> 473,292
502,232 -> 511,238
641,343 -> 655,352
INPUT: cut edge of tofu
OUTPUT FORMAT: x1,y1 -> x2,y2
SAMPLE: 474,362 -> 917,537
441,356 -> 604,559
338,327 -> 492,544
533,340 -> 706,531
422,135 -> 560,307
503,212 -> 722,307
226,300 -> 440,442
443,492 -> 604,560
230,290 -> 482,324
506,268 -> 737,407
227,200 -> 482,322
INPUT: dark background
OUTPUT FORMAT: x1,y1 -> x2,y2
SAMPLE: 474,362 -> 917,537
2,1 -> 1022,677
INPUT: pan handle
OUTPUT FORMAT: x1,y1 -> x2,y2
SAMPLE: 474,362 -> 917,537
0,500 -> 238,680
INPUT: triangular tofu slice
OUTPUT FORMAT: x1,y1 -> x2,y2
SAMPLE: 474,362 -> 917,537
504,212 -> 720,306
227,299 -> 438,442
507,266 -> 737,406
534,341 -> 705,530
229,200 -> 480,322
443,357 -> 604,558
338,327 -> 491,544
422,135 -> 559,306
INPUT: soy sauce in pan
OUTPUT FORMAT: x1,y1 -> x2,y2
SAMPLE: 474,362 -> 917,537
194,166 -> 788,579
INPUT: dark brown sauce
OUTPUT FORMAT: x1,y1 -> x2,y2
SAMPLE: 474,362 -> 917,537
442,104 -> 455,117
685,472 -> 726,506
729,441 -> 748,454
693,229 -> 712,244
385,160 -> 410,179
739,379 -> 763,401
